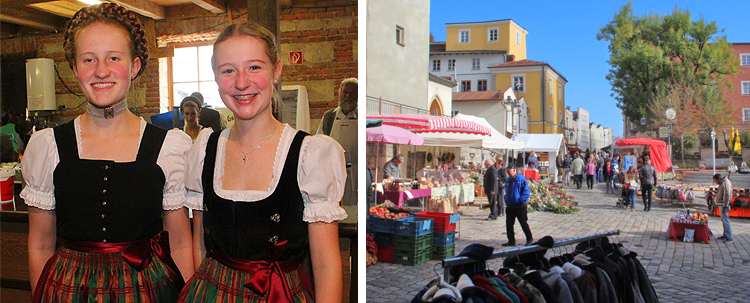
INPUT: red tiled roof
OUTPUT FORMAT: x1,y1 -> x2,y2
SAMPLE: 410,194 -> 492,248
452,89 -> 509,101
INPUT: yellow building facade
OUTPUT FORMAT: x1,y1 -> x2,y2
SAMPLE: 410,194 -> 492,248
489,60 -> 566,134
444,19 -> 528,60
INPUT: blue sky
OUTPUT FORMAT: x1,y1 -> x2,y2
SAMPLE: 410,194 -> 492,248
430,0 -> 750,137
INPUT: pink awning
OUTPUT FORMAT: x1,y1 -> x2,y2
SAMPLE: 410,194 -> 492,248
367,114 -> 491,135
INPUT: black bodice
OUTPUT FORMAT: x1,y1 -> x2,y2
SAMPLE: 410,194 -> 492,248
202,130 -> 310,261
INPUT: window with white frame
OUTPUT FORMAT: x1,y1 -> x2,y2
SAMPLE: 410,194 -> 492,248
488,27 -> 498,42
472,58 -> 480,70
744,108 -> 750,122
396,26 -> 405,46
459,30 -> 470,44
432,59 -> 440,71
549,105 -> 553,122
171,44 -> 221,108
447,59 -> 455,71
512,75 -> 525,93
558,85 -> 562,101
741,54 -> 750,66
461,80 -> 471,92
516,31 -> 520,46
743,81 -> 750,95
477,80 -> 487,91
549,78 -> 553,96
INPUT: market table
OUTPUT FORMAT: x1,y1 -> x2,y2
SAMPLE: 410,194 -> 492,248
520,169 -> 540,182
667,221 -> 711,243
377,188 -> 432,208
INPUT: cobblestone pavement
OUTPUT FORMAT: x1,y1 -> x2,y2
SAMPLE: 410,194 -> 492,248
366,175 -> 750,302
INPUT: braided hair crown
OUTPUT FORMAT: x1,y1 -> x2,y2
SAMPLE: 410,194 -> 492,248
63,2 -> 149,79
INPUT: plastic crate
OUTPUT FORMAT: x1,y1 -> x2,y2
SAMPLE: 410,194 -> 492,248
393,217 -> 433,237
432,244 -> 455,260
368,215 -> 399,234
376,245 -> 393,263
394,233 -> 432,251
374,232 -> 395,246
393,247 -> 430,266
366,228 -> 374,235
366,217 -> 375,230
415,212 -> 460,233
432,231 -> 456,247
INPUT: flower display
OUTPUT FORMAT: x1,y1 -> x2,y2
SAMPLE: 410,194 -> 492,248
527,183 -> 579,214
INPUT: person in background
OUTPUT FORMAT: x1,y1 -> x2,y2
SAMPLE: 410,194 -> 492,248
317,77 -> 358,206
502,163 -> 533,247
191,91 -> 222,132
0,108 -> 23,155
624,166 -> 639,211
596,153 -> 604,184
483,159 -> 499,221
383,153 -> 404,179
562,154 -> 572,186
180,22 -> 347,302
585,158 -> 596,190
603,160 -> 615,194
714,173 -> 733,243
495,159 -> 508,217
556,153 -> 564,183
527,151 -> 538,169
571,152 -> 585,189
23,3 -> 194,301
179,96 -> 203,142
639,157 -> 657,211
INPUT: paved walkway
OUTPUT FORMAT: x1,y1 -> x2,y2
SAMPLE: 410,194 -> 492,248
366,175 -> 750,302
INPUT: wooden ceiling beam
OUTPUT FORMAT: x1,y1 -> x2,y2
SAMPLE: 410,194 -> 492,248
191,0 -> 224,14
110,0 -> 165,19
1,0 -> 49,8
165,3 -> 215,19
28,0 -> 85,18
0,7 -> 60,31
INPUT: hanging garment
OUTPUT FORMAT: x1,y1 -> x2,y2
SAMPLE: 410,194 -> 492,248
562,263 -> 598,303
522,271 -> 560,303
625,252 -> 659,303
488,277 -> 521,303
504,273 -> 548,303
473,275 -> 513,303
549,266 -> 585,303
494,274 -> 530,303
456,274 -> 502,303
540,270 -> 575,303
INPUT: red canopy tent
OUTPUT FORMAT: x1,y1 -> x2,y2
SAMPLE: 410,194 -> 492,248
615,138 -> 673,173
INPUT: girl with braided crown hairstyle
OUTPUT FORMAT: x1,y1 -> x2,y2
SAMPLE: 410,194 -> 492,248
22,3 -> 194,302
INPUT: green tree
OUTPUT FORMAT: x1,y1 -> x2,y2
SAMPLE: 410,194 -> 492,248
598,2 -> 739,127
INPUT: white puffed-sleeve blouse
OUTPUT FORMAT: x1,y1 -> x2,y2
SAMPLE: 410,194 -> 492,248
20,117 -> 192,211
185,125 -> 348,223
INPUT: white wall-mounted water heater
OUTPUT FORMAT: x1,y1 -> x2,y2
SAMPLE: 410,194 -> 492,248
26,58 -> 57,111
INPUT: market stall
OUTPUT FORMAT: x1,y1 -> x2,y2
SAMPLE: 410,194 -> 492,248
614,138 -> 673,173
513,134 -> 565,182
366,123 -> 424,206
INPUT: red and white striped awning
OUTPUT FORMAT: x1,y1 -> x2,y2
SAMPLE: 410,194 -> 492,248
367,114 -> 491,135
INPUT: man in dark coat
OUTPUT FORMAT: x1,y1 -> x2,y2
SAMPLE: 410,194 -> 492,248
483,159 -> 499,220
495,159 -> 508,216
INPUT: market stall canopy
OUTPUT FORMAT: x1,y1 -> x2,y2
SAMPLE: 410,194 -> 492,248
513,134 -> 565,152
615,138 -> 673,173
416,114 -> 525,149
367,114 -> 491,135
366,124 -> 424,145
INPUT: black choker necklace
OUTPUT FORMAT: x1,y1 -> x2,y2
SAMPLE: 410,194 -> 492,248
87,99 -> 128,119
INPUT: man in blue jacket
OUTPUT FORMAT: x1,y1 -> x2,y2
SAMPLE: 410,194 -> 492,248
502,163 -> 534,246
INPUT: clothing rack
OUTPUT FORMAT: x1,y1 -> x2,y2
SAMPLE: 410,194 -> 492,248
441,229 -> 621,279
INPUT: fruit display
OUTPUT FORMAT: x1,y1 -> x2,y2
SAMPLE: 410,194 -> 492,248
369,204 -> 411,219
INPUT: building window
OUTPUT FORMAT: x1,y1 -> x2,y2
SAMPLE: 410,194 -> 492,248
461,80 -> 471,92
477,80 -> 487,91
472,58 -> 480,70
516,31 -> 520,46
447,59 -> 455,71
432,59 -> 440,71
743,81 -> 750,95
549,78 -> 553,96
396,26 -> 405,46
741,54 -> 750,66
512,75 -> 525,93
558,84 -> 562,101
171,44 -> 221,108
459,29 -> 470,44
549,105 -> 553,122
488,27 -> 498,42
559,111 -> 562,125
744,108 -> 750,122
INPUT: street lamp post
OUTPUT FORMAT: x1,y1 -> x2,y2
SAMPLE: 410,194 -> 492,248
711,129 -> 716,175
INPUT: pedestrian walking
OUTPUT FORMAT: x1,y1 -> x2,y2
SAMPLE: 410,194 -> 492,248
495,160 -> 508,216
556,153 -> 564,183
714,173 -> 733,242
502,163 -> 533,246
585,158 -> 596,190
571,152 -> 585,189
603,161 -> 615,194
639,157 -> 657,211
562,154 -> 572,186
483,159 -> 499,220
624,166 -> 639,211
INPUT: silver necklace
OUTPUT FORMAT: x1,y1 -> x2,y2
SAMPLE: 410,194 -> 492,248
87,99 -> 128,119
233,124 -> 278,164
